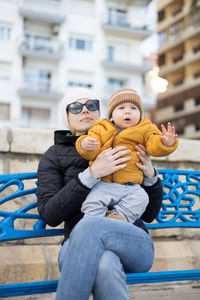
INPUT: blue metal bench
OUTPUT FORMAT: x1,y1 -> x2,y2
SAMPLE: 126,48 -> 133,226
0,169 -> 200,297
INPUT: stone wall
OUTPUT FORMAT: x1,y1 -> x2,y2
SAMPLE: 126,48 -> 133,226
0,126 -> 200,286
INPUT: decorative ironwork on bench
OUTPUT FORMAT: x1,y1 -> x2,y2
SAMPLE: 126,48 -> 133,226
0,169 -> 200,242
146,169 -> 200,229
0,173 -> 64,241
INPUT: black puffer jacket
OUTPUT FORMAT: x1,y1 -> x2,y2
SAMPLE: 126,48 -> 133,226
37,130 -> 163,242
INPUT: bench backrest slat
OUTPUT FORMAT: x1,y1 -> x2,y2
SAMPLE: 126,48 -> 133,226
0,169 -> 200,241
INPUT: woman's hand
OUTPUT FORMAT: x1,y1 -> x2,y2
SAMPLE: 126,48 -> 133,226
135,144 -> 155,178
90,146 -> 131,179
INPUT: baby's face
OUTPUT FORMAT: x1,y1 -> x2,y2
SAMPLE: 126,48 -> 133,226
111,102 -> 140,129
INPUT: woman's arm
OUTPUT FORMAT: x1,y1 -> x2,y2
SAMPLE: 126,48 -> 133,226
37,147 -> 91,227
37,146 -> 132,227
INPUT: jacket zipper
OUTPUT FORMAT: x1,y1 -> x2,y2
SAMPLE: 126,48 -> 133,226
111,129 -> 122,182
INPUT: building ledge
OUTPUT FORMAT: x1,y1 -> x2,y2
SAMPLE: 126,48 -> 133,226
102,23 -> 151,40
20,49 -> 62,60
18,88 -> 63,100
102,60 -> 152,73
157,77 -> 200,100
159,51 -> 200,77
20,8 -> 65,24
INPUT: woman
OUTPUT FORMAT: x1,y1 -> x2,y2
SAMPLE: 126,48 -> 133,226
37,88 -> 163,300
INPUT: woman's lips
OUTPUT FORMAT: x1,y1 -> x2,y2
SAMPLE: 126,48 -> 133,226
81,117 -> 93,122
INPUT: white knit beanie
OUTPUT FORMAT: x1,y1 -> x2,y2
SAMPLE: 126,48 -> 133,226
61,87 -> 97,128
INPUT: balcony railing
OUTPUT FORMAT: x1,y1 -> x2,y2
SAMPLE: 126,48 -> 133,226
19,76 -> 62,99
20,35 -> 62,60
102,11 -> 151,40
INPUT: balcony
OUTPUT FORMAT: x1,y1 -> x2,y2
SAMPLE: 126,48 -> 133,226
19,76 -> 62,100
159,51 -> 200,77
158,76 -> 200,100
102,59 -> 152,73
20,0 -> 65,24
20,35 -> 62,61
103,23 -> 151,40
102,9 -> 151,40
158,24 -> 200,55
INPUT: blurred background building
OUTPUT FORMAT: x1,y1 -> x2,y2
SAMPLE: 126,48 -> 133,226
0,0 -> 156,130
156,0 -> 200,139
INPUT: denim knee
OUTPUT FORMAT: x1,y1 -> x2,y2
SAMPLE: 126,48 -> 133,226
96,250 -> 125,281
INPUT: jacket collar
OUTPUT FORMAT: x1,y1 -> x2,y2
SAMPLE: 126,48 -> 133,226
54,130 -> 79,145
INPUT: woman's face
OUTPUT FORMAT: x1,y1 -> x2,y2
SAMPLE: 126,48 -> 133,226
67,98 -> 100,136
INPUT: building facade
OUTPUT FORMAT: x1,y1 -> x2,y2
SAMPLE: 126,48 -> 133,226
0,0 -> 154,130
156,0 -> 200,139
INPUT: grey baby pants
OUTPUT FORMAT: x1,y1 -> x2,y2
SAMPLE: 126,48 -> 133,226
81,181 -> 149,223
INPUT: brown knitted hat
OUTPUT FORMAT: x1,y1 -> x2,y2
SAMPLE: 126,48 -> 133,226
108,88 -> 143,120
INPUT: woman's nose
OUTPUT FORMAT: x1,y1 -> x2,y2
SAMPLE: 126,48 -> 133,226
82,105 -> 89,113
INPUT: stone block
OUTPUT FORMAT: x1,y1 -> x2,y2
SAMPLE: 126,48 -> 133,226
0,245 -> 60,284
153,138 -> 200,163
150,228 -> 182,239
10,128 -> 53,155
0,127 -> 9,152
151,241 -> 195,272
187,240 -> 200,268
10,157 -> 40,173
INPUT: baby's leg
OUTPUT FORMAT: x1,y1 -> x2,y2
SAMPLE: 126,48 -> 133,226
81,181 -> 115,217
112,185 -> 149,223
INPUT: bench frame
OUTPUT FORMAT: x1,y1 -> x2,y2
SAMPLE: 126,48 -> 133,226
0,169 -> 200,297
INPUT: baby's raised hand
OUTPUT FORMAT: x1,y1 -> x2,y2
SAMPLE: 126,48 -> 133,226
81,137 -> 99,150
161,122 -> 178,147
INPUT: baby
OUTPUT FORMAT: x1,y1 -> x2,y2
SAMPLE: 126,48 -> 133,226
76,88 -> 178,222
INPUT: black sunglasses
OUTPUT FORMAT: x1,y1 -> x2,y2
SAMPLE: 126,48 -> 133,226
67,99 -> 99,114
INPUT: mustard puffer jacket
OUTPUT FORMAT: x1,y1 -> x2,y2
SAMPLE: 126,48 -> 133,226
76,118 -> 178,184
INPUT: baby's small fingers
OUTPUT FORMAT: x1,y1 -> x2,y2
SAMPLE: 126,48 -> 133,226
167,122 -> 172,132
161,124 -> 167,133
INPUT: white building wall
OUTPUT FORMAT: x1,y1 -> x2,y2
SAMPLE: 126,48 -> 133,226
0,0 -> 155,130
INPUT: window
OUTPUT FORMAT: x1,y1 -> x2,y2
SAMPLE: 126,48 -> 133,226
173,54 -> 183,63
0,103 -> 10,120
169,19 -> 184,41
25,34 -> 51,52
195,98 -> 200,106
69,38 -> 92,51
159,54 -> 165,66
193,44 -> 200,53
108,78 -> 125,91
194,71 -> 200,79
174,103 -> 184,112
158,10 -> 165,22
190,8 -> 200,27
24,70 -> 51,92
196,124 -> 200,131
173,79 -> 184,86
158,31 -> 166,46
108,46 -> 114,61
68,81 -> 92,88
172,7 -> 182,16
108,8 -> 127,26
0,25 -> 11,41
22,107 -> 50,127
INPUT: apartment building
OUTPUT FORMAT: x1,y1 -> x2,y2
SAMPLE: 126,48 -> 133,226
156,0 -> 200,139
0,0 -> 154,129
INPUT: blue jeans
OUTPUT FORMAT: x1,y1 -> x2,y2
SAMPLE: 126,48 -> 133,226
56,216 -> 154,300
